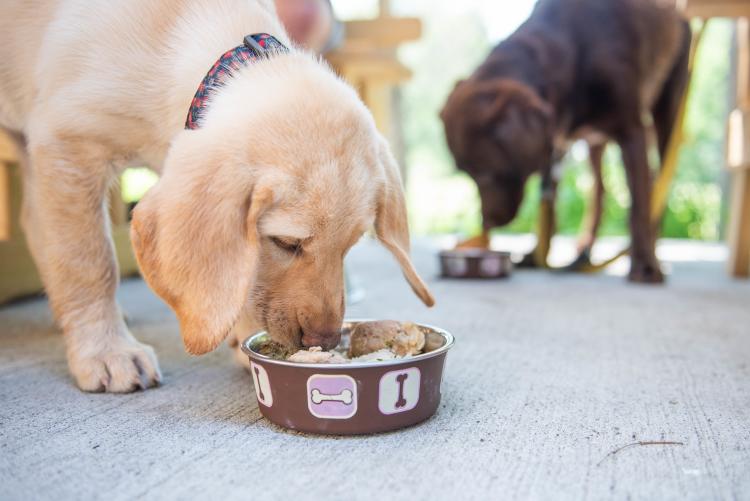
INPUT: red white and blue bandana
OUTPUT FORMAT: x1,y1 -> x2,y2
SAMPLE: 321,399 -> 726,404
185,33 -> 289,130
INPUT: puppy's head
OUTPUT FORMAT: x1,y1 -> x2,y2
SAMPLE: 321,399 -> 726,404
131,54 -> 433,355
440,78 -> 553,228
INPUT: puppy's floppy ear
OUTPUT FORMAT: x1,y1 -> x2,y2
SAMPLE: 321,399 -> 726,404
374,135 -> 435,307
130,132 -> 274,355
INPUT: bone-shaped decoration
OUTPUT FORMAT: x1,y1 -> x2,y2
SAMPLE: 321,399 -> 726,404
311,388 -> 353,405
254,367 -> 265,402
395,373 -> 409,408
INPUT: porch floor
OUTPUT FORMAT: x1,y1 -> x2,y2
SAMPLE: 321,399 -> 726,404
1,237 -> 749,500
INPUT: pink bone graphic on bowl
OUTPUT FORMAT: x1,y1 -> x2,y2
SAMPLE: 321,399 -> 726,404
254,367 -> 265,401
311,388 -> 353,405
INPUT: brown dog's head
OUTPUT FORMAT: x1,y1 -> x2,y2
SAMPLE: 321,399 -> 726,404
440,78 -> 553,229
131,54 -> 433,355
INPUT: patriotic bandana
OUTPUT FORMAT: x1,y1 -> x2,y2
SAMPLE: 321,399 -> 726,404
185,33 -> 289,130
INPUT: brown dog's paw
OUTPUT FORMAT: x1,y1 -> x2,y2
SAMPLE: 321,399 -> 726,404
628,259 -> 664,284
561,249 -> 593,273
516,252 -> 540,269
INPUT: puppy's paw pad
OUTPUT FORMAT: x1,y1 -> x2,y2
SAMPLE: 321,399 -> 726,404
69,339 -> 162,393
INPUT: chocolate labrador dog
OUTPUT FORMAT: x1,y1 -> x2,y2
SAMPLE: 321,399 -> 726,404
441,0 -> 690,282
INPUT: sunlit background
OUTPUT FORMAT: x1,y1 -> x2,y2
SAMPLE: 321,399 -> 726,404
333,0 -> 732,243
124,0 -> 732,243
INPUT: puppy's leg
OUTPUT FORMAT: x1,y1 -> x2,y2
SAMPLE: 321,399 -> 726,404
619,128 -> 664,283
569,142 -> 606,269
25,140 -> 161,392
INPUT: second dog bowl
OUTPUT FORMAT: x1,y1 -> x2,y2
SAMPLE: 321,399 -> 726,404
439,249 -> 512,279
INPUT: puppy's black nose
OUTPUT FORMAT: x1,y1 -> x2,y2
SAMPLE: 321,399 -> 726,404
301,330 -> 342,351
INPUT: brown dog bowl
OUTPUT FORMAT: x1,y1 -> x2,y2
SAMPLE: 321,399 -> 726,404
439,249 -> 512,279
241,320 -> 455,435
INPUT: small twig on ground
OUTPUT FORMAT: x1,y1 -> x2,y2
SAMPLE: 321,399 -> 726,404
597,441 -> 685,467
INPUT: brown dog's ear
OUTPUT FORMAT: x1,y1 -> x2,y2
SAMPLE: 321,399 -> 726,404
477,80 -> 552,129
374,135 -> 435,307
439,79 -> 467,122
130,132 -> 274,355
476,79 -> 554,173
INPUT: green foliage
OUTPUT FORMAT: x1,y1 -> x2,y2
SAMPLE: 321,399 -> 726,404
400,9 -> 733,241
121,168 -> 158,203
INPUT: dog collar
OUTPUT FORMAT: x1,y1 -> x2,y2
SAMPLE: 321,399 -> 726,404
185,33 -> 289,130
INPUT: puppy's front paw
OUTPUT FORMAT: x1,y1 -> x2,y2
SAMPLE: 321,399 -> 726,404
628,258 -> 664,284
67,330 -> 162,393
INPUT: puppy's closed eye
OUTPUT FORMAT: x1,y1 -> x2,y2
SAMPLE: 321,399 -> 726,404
270,236 -> 303,254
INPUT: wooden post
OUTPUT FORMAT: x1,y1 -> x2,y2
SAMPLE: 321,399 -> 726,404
684,0 -> 750,18
325,5 -> 420,180
378,0 -> 391,17
727,18 -> 750,276
0,164 -> 9,242
0,132 -> 17,242
0,129 -> 140,303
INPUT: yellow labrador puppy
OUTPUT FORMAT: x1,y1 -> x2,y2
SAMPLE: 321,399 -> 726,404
0,0 -> 434,392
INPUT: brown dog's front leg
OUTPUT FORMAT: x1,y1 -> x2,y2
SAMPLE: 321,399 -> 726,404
577,143 -> 606,255
518,166 -> 558,268
619,128 -> 664,283
563,143 -> 607,272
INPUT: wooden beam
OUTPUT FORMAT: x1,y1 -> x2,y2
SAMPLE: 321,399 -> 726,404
0,163 -> 139,304
0,131 -> 17,163
728,171 -> 750,276
0,131 -> 18,241
0,163 -> 9,241
728,18 -> 750,276
684,0 -> 750,18
337,18 -> 421,51
378,0 -> 391,17
328,55 -> 412,83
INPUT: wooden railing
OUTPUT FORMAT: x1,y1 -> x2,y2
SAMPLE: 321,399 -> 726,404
681,0 -> 750,277
0,132 -> 14,242
325,0 -> 421,152
680,0 -> 750,18
0,134 -> 138,303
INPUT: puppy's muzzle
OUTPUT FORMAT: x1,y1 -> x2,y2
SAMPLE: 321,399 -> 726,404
301,329 -> 342,351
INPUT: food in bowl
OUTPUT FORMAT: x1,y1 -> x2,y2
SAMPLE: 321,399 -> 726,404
288,346 -> 348,364
260,320 -> 427,364
242,320 -> 455,435
349,320 -> 424,357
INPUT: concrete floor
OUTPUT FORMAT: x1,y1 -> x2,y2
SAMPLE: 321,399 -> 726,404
1,238 -> 749,500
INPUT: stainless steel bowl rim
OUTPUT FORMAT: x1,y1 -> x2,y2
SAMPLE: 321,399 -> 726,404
241,319 -> 455,369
